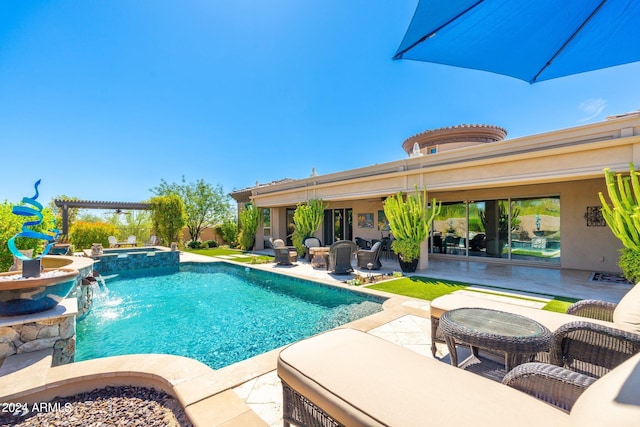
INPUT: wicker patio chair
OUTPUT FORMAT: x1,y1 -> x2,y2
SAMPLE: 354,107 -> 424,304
273,239 -> 298,265
354,237 -> 370,250
503,362 -> 597,412
303,237 -> 322,259
565,299 -> 616,322
327,240 -> 357,274
356,241 -> 382,270
548,321 -> 640,378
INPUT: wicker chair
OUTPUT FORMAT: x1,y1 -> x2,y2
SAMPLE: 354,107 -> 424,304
548,320 -> 640,378
303,237 -> 322,259
327,240 -> 356,274
503,362 -> 598,412
356,241 -> 382,270
272,239 -> 298,265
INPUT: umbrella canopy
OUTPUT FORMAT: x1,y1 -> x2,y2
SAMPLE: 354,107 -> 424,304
394,0 -> 640,83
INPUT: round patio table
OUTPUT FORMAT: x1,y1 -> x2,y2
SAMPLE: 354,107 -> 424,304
440,307 -> 552,372
309,247 -> 330,269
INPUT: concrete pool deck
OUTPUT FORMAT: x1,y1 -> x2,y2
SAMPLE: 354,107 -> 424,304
0,250 -> 633,426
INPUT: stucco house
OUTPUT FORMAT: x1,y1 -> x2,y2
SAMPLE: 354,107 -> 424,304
231,110 -> 640,273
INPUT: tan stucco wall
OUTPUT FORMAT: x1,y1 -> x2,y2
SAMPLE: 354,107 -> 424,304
242,113 -> 640,272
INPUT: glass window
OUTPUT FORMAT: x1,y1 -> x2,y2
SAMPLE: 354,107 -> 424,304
262,208 -> 271,237
432,202 -> 467,256
509,197 -> 560,264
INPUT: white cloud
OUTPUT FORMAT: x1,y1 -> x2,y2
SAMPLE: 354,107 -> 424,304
578,98 -> 607,122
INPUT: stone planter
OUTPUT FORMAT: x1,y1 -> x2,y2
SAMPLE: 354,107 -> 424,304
0,268 -> 79,316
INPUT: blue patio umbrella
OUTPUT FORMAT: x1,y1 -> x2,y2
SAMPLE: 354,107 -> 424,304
393,0 -> 640,83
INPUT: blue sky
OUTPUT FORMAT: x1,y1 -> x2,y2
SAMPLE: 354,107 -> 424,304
1,1 -> 639,206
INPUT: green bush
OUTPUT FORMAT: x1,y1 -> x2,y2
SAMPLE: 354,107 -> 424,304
187,240 -> 203,249
204,240 -> 218,248
618,248 -> 640,284
71,221 -> 119,250
220,219 -> 238,245
0,201 -> 57,272
238,205 -> 260,250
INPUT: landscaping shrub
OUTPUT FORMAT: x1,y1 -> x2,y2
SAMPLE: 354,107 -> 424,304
220,219 -> 238,246
187,240 -> 203,249
0,201 -> 57,272
71,221 -> 119,250
618,248 -> 640,284
204,240 -> 218,248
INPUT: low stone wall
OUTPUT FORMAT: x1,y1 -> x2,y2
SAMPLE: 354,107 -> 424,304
42,255 -> 95,319
88,247 -> 180,274
0,299 -> 77,366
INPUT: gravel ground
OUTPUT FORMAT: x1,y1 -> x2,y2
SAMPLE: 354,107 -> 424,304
0,386 -> 193,427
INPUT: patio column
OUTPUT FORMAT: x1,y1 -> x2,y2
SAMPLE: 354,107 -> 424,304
418,239 -> 429,270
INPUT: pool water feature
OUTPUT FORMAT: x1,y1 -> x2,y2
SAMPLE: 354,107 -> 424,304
76,263 -> 384,369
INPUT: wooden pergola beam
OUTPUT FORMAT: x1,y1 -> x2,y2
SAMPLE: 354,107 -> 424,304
53,199 -> 151,235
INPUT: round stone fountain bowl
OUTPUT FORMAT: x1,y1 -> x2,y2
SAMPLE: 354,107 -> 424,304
0,268 -> 79,316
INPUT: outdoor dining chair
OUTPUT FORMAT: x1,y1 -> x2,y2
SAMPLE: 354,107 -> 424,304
328,240 -> 357,274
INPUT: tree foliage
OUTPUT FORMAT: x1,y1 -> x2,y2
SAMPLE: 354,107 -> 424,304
104,210 -> 153,243
0,201 -> 57,271
151,177 -> 231,242
219,219 -> 238,246
150,195 -> 187,245
70,221 -> 119,250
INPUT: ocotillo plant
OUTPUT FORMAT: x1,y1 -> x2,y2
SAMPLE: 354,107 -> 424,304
599,163 -> 640,251
383,186 -> 441,262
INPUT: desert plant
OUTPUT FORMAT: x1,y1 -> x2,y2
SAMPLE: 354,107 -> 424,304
383,186 -> 441,263
219,219 -> 238,246
599,163 -> 640,251
618,249 -> 640,283
238,204 -> 261,250
599,163 -> 640,281
292,199 -> 327,254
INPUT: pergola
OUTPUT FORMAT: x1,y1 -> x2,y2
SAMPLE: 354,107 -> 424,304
53,199 -> 151,235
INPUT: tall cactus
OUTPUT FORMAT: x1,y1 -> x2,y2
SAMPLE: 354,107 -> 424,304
292,199 -> 327,254
383,186 -> 441,262
599,163 -> 640,251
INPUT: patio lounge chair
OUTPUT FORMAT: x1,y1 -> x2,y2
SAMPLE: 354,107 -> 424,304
273,239 -> 298,265
144,235 -> 158,246
277,328 -> 640,426
356,241 -> 382,270
108,236 -> 118,248
327,240 -> 356,274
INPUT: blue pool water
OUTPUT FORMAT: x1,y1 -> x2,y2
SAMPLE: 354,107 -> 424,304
76,263 -> 383,369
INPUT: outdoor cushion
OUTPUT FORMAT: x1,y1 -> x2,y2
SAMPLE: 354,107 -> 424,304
277,328 -> 567,427
613,282 -> 640,334
570,351 -> 640,425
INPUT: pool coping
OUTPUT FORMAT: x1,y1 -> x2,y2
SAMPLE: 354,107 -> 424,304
0,256 -> 428,426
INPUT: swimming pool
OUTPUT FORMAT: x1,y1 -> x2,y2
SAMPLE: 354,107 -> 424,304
76,263 -> 384,369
